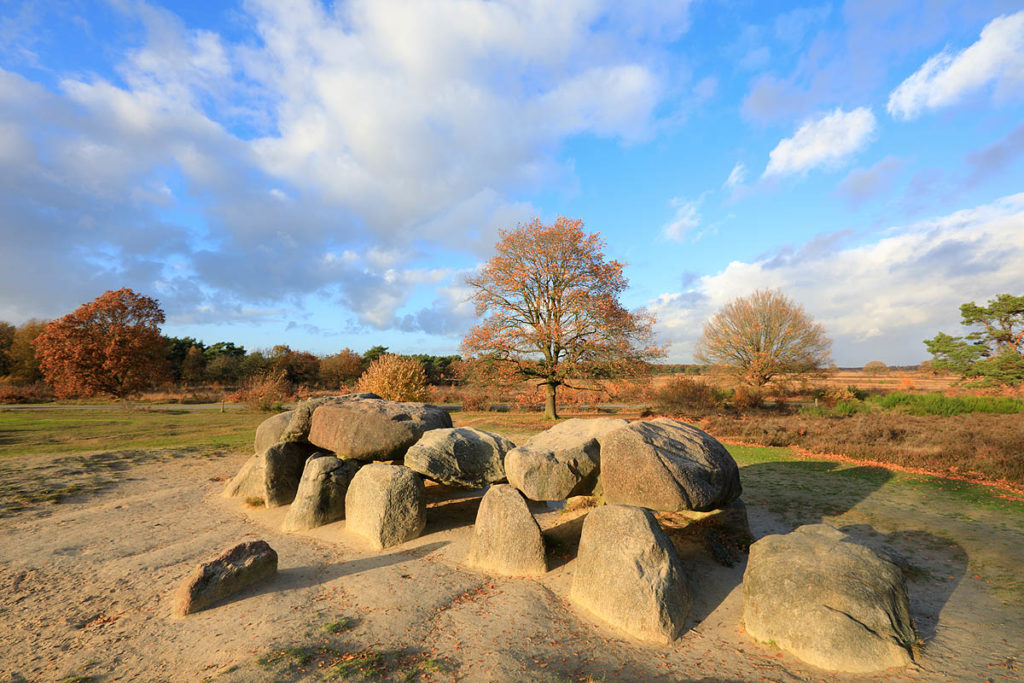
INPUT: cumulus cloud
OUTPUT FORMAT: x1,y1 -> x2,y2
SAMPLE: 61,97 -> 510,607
649,193 -> 1024,364
0,0 -> 692,332
763,107 -> 877,177
888,11 -> 1024,120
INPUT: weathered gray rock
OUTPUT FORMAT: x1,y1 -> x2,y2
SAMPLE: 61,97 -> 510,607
743,524 -> 916,673
601,418 -> 741,512
221,454 -> 265,500
570,505 -> 691,644
505,418 -> 627,500
254,410 -> 294,453
282,456 -> 362,531
309,398 -> 452,461
222,441 -> 317,507
172,540 -> 278,616
465,485 -> 546,576
279,393 -> 382,444
404,427 -> 513,488
345,463 -> 426,549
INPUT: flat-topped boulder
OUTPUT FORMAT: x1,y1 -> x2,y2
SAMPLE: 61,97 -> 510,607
279,393 -> 383,444
505,417 -> 627,501
465,485 -> 546,576
404,427 -> 513,488
743,524 -> 916,673
254,410 -> 294,453
345,463 -> 426,549
570,504 -> 691,644
601,418 -> 741,512
222,441 -> 318,507
308,398 -> 452,461
282,455 -> 362,531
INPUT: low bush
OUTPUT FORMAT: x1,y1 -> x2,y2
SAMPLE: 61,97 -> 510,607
731,385 -> 763,410
653,376 -> 728,416
357,354 -> 427,402
0,381 -> 55,404
228,370 -> 292,411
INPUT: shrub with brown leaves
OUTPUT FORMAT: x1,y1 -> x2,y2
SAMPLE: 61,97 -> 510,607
357,354 -> 427,402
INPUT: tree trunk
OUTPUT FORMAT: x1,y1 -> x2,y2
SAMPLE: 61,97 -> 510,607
543,382 -> 559,420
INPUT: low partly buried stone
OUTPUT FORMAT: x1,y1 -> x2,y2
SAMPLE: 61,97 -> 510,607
743,524 -> 916,673
309,398 -> 452,461
465,485 -> 545,576
601,418 -> 742,512
254,410 -> 294,453
504,418 -> 627,500
172,540 -> 278,617
345,463 -> 426,549
282,455 -> 362,531
404,427 -> 514,488
570,504 -> 691,644
222,441 -> 317,507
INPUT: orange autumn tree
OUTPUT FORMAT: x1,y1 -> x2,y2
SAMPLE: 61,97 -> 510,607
462,217 -> 662,419
695,288 -> 831,386
35,288 -> 168,399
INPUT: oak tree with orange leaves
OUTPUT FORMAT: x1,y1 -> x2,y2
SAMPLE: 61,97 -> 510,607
462,217 -> 661,419
34,288 -> 168,399
695,289 -> 831,386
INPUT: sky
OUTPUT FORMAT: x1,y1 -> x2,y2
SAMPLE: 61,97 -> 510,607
1,0 -> 1022,365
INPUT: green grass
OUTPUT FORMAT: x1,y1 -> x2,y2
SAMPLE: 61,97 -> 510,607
869,392 -> 1024,416
0,407 -> 267,457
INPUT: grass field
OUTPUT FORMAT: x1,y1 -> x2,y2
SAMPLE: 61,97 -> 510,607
0,406 -> 266,458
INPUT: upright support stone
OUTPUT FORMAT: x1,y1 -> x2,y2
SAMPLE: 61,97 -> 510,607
570,504 -> 691,644
465,485 -> 546,576
345,464 -> 426,549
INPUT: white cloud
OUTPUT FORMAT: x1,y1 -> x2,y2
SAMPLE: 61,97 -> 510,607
0,0 -> 696,330
650,193 -> 1024,364
888,11 -> 1024,120
662,197 -> 701,242
764,107 -> 877,177
724,163 -> 747,189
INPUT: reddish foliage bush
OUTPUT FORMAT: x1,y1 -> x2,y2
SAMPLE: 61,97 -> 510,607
0,381 -> 55,404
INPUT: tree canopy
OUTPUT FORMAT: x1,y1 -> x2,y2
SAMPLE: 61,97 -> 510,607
924,293 -> 1024,386
461,216 -> 661,419
695,289 -> 831,386
34,288 -> 168,398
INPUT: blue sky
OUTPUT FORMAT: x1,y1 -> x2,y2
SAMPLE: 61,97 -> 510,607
1,0 -> 1022,365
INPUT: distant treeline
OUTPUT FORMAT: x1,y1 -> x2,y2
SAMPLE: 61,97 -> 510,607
0,319 -> 461,389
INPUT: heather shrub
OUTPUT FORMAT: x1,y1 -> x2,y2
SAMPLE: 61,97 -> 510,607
653,375 -> 727,416
228,370 -> 291,411
357,354 -> 427,402
0,381 -> 55,404
731,385 -> 763,410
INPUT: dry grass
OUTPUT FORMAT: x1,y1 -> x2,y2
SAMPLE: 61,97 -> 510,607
703,411 -> 1024,487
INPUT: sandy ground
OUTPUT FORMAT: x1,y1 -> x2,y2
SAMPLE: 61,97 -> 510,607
1,448 -> 1021,683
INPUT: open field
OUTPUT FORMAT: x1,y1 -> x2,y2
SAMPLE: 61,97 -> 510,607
0,406 -> 1022,681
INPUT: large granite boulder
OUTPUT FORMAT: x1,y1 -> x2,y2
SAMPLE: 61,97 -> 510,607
404,427 -> 513,488
254,410 -> 294,453
309,398 -> 452,461
172,540 -> 278,616
743,524 -> 916,673
570,505 -> 691,644
278,393 -> 382,444
222,442 -> 318,507
282,455 -> 362,532
601,418 -> 741,512
465,485 -> 546,576
505,418 -> 627,501
345,464 -> 426,549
